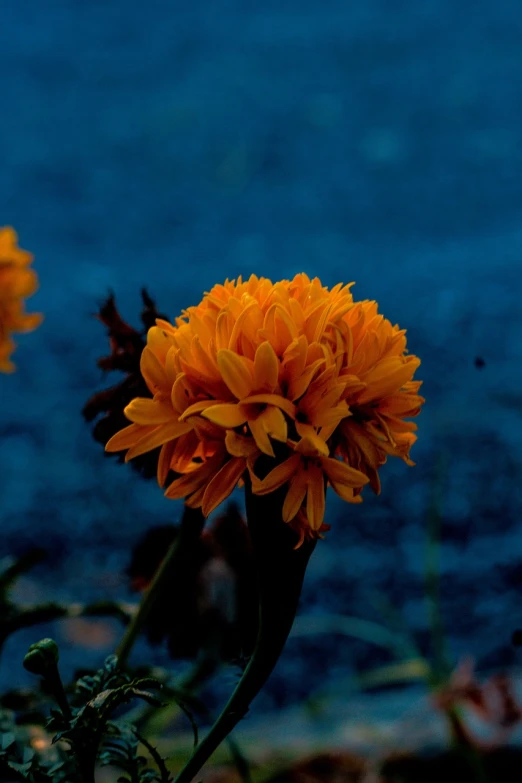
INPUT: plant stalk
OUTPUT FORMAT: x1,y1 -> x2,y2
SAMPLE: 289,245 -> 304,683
173,481 -> 316,783
115,506 -> 205,668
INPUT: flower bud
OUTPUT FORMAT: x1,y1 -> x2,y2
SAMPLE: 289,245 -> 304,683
23,638 -> 59,675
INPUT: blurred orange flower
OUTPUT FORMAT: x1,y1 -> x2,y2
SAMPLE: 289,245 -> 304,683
0,227 -> 42,372
106,274 -> 424,543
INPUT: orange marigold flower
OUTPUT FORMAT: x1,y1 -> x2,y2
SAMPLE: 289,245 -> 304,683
0,227 -> 42,373
106,274 -> 424,542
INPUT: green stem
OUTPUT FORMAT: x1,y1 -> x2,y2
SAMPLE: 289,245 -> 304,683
226,736 -> 252,783
46,662 -> 96,783
444,707 -> 489,783
116,506 -> 205,669
46,665 -> 72,721
173,482 -> 316,783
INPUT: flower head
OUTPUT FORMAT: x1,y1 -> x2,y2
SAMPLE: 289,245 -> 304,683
0,227 -> 42,372
107,274 -> 424,543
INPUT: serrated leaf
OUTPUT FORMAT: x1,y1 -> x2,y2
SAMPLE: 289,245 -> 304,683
131,677 -> 160,690
5,757 -> 32,774
88,688 -> 120,711
127,689 -> 163,707
104,655 -> 119,672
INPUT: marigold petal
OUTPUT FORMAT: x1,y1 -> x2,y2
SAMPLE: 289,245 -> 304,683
358,356 -> 421,403
184,483 -> 208,508
0,226 -> 19,250
379,394 -> 425,417
217,349 -> 254,399
164,452 -> 224,499
241,393 -> 296,419
308,384 -> 347,419
311,302 -> 333,343
294,433 -> 329,458
228,301 -> 263,352
140,347 -> 168,394
287,359 -> 324,401
250,454 -> 301,495
321,457 -> 369,487
253,341 -> 279,393
105,423 -> 155,452
313,402 -> 350,430
155,318 -> 177,335
342,421 -> 383,467
330,482 -> 364,503
259,405 -> 287,443
125,419 -> 193,461
170,373 -> 190,413
260,303 -> 298,355
187,311 -> 213,346
282,468 -> 308,522
191,335 -> 220,378
170,431 -> 202,473
248,417 -> 275,457
225,430 -> 260,458
180,400 -> 221,420
202,403 -> 247,428
179,360 -> 224,399
306,463 -> 326,530
164,345 -> 179,386
124,397 -> 172,425
147,325 -> 174,364
16,312 -> 43,332
0,355 -> 15,373
202,458 -> 246,516
318,419 -> 348,444
282,334 -> 307,371
157,440 -> 176,487
215,310 -> 234,351
164,469 -> 207,501
192,417 -> 227,441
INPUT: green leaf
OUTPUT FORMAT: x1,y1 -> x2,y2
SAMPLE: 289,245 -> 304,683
1,731 -> 16,751
291,613 -> 414,657
357,658 -> 431,689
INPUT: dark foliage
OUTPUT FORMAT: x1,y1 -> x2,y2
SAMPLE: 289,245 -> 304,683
82,290 -> 170,479
128,504 -> 258,665
2,650 -> 171,782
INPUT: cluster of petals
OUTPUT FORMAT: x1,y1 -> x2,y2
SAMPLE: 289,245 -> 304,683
0,227 -> 43,373
106,274 -> 424,543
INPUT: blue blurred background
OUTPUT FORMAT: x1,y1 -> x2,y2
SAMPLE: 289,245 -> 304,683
1,0 -> 522,729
